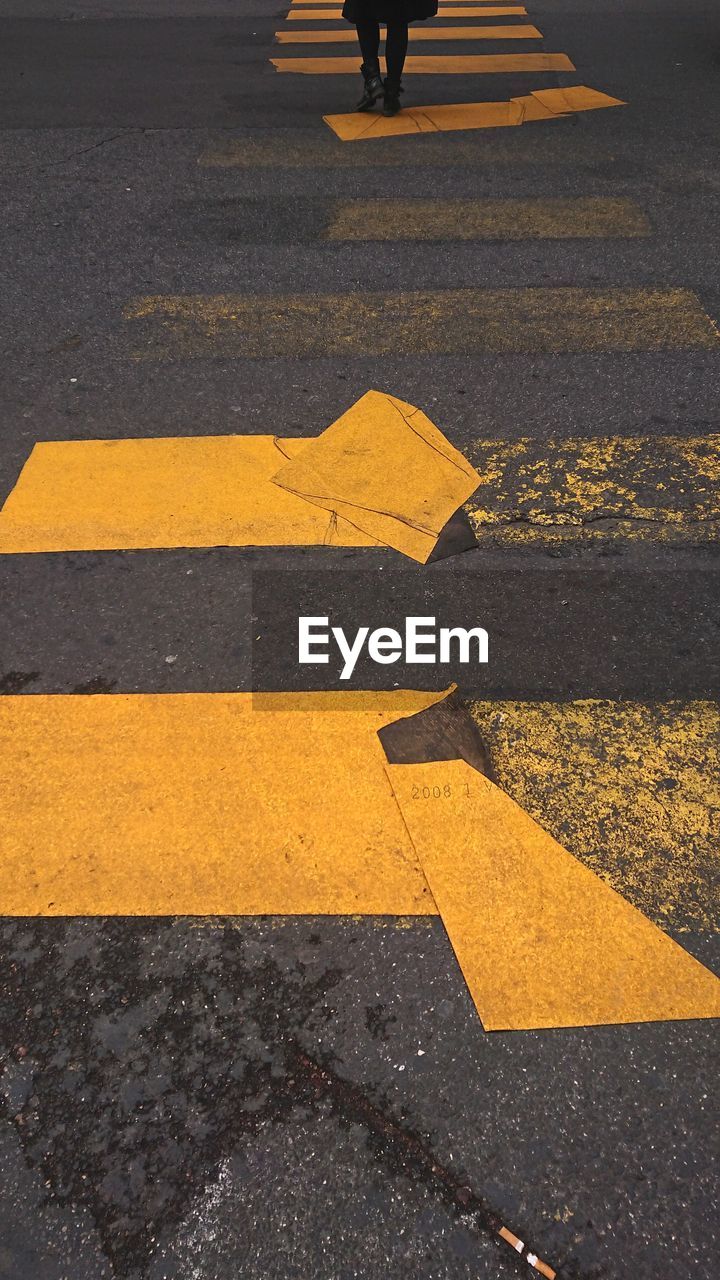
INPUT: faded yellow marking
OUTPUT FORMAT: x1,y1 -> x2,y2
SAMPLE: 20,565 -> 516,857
122,289 -> 719,358
327,197 -> 650,240
389,759 -> 720,1030
324,85 -> 624,139
271,52 -> 574,73
0,391 -> 478,561
198,134 -> 617,167
469,700 -> 720,936
286,6 -> 528,15
465,434 -> 720,545
275,24 -> 542,41
0,691 -> 442,917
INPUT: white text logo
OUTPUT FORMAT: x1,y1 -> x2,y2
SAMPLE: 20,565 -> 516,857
298,616 -> 489,680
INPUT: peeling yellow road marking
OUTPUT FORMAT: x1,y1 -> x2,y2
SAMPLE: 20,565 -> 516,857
286,6 -> 529,15
271,52 -> 574,73
466,433 -> 720,545
4,427 -> 716,554
0,391 -> 478,561
275,24 -> 542,40
3,429 -> 716,553
2,692 -> 717,1030
0,694 -> 714,935
272,391 -> 480,563
121,289 -> 719,357
326,197 -> 649,240
469,700 -> 720,936
324,85 -> 623,138
389,760 -> 720,1030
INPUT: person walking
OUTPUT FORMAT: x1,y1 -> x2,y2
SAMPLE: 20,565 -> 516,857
342,0 -> 439,117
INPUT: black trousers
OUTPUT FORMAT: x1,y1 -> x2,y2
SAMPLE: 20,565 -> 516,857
356,19 -> 409,84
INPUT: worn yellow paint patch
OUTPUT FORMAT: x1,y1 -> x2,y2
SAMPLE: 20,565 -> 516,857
273,391 -> 480,563
327,197 -> 649,240
0,435 -> 375,554
389,760 -> 720,1030
0,691 -> 441,917
198,133 -> 616,167
469,700 -> 720,936
275,24 -> 542,41
465,433 -> 720,546
122,289 -> 719,358
271,53 -> 574,73
286,6 -> 528,16
324,86 -> 624,139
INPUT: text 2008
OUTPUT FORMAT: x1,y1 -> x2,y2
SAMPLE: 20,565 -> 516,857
410,783 -> 471,800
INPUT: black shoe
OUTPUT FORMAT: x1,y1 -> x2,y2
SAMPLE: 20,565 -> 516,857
356,62 -> 384,112
382,80 -> 404,117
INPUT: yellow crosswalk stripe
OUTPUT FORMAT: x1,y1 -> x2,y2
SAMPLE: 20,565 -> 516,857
1,691 -> 715,937
325,197 -> 649,239
2,691 -> 717,1031
3,425 -> 717,554
0,437 -> 348,554
199,133 -> 615,166
271,52 -> 574,73
0,691 -> 440,917
275,24 -> 543,41
278,0 -> 622,145
325,85 -> 622,137
120,288 -> 718,358
0,392 -> 480,561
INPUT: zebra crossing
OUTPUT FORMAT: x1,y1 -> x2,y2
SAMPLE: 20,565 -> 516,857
1,0 -> 719,1274
267,0 -> 623,137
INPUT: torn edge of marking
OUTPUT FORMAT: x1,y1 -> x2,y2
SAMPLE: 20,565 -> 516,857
427,505 -> 478,561
270,389 -> 480,563
377,685 -> 495,780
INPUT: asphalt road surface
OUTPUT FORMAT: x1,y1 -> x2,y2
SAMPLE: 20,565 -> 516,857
0,0 -> 718,1277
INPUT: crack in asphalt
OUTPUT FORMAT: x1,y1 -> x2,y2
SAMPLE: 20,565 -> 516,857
7,128 -> 143,176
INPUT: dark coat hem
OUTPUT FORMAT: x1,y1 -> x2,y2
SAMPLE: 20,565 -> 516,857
342,0 -> 438,24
